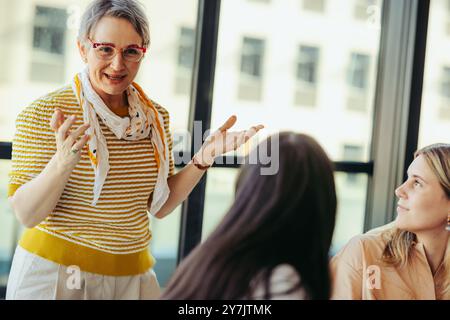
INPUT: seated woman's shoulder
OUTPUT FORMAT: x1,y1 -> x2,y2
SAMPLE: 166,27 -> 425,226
332,222 -> 396,264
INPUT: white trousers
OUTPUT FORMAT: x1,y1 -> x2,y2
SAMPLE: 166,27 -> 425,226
6,246 -> 161,300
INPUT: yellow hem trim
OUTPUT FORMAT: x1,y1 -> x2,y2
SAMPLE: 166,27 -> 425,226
8,184 -> 21,197
19,228 -> 154,276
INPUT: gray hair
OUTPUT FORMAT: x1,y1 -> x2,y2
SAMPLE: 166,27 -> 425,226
78,0 -> 150,47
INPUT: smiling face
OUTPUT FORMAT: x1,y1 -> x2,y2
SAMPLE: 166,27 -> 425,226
394,155 -> 450,233
77,16 -> 144,104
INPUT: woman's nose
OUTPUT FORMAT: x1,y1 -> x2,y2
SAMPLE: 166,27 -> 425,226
110,52 -> 126,70
395,182 -> 407,199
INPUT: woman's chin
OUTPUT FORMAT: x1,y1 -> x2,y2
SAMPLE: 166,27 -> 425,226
101,83 -> 129,96
394,216 -> 408,230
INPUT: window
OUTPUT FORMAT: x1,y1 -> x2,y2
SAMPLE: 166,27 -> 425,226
440,66 -> 450,98
446,0 -> 450,35
347,53 -> 370,90
354,0 -> 373,21
238,37 -> 265,101
295,45 -> 320,106
240,37 -> 265,78
439,66 -> 450,119
0,160 -> 19,287
210,0 -> 383,253
30,6 -> 67,83
347,52 -> 371,111
174,27 -> 196,95
419,0 -> 450,147
342,144 -> 365,184
302,0 -> 326,13
297,46 -> 320,84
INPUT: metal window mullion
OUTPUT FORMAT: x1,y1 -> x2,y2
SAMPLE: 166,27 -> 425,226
177,0 -> 221,264
0,142 -> 11,159
365,0 -> 429,231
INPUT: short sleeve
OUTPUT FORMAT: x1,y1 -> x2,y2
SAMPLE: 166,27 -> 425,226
330,236 -> 364,300
8,101 -> 56,197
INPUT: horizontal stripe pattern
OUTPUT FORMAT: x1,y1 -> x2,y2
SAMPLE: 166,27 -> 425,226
9,85 -> 175,255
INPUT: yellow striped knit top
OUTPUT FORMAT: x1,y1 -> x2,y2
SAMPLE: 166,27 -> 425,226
8,85 -> 175,276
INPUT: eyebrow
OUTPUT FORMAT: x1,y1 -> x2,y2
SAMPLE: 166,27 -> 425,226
95,41 -> 142,48
407,171 -> 428,184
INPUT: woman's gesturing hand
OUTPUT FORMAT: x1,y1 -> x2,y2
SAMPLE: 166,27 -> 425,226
50,109 -> 90,171
194,115 -> 264,167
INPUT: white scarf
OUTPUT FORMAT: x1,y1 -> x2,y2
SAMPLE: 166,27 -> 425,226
71,68 -> 170,216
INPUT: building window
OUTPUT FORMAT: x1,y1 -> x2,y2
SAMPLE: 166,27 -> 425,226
297,46 -> 319,84
446,0 -> 450,36
302,0 -> 325,13
343,144 -> 364,184
347,53 -> 370,90
30,6 -> 67,83
354,0 -> 375,21
346,52 -> 370,111
439,66 -> 450,120
238,37 -> 265,101
295,45 -> 320,107
240,37 -> 264,78
174,27 -> 195,95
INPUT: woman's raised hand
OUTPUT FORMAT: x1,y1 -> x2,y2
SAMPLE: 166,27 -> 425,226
194,115 -> 264,166
50,109 -> 90,171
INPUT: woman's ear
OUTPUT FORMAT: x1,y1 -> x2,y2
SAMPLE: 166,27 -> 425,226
77,39 -> 88,63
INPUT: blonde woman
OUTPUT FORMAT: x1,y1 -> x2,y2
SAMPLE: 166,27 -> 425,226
331,143 -> 449,300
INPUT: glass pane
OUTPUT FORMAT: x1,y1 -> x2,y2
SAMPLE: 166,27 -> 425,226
149,206 -> 181,288
418,0 -> 450,147
211,0 -> 383,162
202,169 -> 240,240
0,0 -> 196,142
331,172 -> 367,254
0,160 -> 19,286
202,168 -> 367,254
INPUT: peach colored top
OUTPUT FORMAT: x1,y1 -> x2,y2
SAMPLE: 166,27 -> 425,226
331,225 -> 449,300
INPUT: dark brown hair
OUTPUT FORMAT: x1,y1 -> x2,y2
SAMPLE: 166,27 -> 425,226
162,132 -> 337,299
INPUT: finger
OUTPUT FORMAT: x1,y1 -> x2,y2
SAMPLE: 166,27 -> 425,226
254,124 -> 265,131
71,134 -> 90,153
58,115 -> 77,141
69,124 -> 90,142
50,109 -> 65,132
218,115 -> 237,133
243,125 -> 263,143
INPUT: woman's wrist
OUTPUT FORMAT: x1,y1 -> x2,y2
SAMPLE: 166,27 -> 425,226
191,152 -> 213,170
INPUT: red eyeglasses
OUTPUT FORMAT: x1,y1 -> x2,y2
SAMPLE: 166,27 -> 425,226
88,38 -> 147,63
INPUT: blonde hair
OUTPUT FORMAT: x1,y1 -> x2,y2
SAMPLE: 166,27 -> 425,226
382,143 -> 450,267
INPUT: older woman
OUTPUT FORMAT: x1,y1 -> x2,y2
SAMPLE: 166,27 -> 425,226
6,0 -> 263,300
331,143 -> 450,300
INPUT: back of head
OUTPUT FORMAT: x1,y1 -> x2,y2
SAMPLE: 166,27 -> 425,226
162,132 -> 337,299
